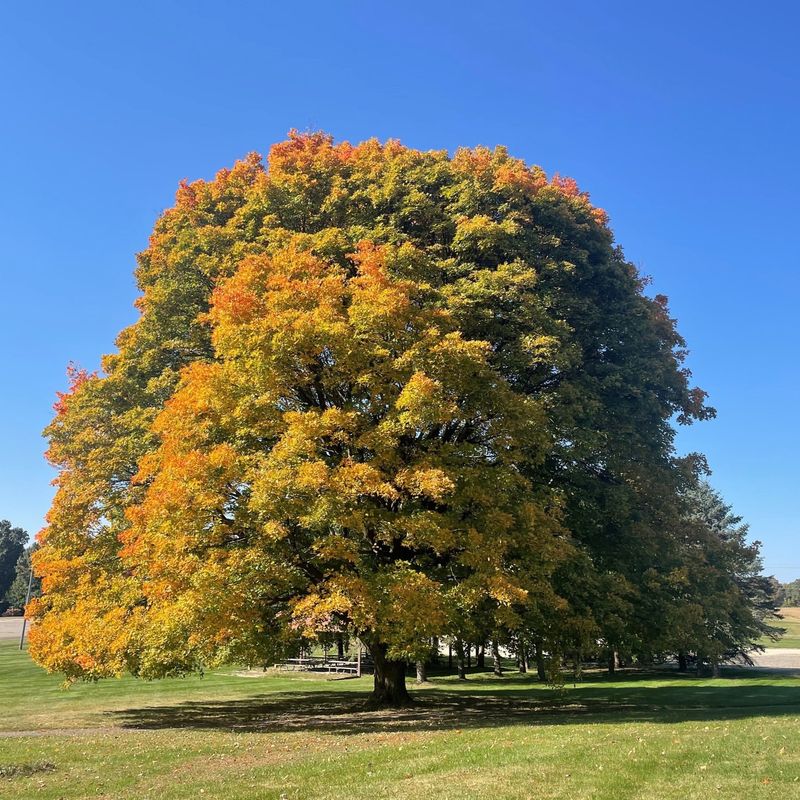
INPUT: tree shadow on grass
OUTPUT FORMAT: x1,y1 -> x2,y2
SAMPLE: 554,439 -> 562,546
109,673 -> 800,736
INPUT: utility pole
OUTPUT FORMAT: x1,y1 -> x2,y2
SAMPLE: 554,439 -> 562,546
18,564 -> 34,650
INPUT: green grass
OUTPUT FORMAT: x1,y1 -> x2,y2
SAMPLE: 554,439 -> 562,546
2,641 -> 800,799
762,607 -> 800,648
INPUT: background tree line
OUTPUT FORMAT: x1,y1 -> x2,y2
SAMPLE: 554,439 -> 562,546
0,520 -> 40,612
773,579 -> 800,606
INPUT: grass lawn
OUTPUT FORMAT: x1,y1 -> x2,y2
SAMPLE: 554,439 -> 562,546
1,641 -> 800,799
762,607 -> 800,648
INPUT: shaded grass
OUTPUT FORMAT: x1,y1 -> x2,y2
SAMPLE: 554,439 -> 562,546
109,672 -> 800,734
2,641 -> 800,799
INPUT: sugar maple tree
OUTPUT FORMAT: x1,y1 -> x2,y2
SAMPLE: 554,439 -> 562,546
31,132 -> 711,704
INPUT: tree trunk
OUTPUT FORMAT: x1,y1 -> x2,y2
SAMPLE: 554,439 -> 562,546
711,658 -> 720,678
607,649 -> 618,677
336,633 -> 345,660
448,643 -> 453,671
416,659 -> 428,684
677,651 -> 688,672
431,636 -> 440,665
467,644 -> 472,668
574,648 -> 583,683
518,638 -> 527,674
534,640 -> 546,681
477,643 -> 485,669
455,638 -> 467,680
492,639 -> 503,676
367,641 -> 411,706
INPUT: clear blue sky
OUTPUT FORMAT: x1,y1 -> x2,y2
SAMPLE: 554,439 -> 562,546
1,1 -> 797,578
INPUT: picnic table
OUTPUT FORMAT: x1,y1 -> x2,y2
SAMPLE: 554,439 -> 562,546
273,655 -> 373,674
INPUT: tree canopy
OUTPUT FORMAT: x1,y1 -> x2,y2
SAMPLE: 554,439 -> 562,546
30,132 -> 771,704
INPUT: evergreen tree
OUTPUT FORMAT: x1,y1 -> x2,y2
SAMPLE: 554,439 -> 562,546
5,544 -> 40,609
662,481 -> 781,672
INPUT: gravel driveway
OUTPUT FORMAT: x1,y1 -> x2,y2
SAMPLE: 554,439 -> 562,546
745,648 -> 800,671
0,617 -> 24,641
